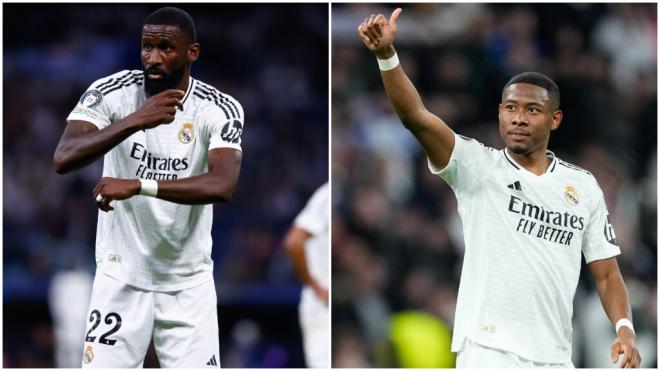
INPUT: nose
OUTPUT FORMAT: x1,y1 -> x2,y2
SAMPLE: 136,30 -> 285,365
145,50 -> 162,67
512,111 -> 528,126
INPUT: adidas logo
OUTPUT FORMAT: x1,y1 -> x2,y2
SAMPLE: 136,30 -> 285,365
206,355 -> 218,366
507,181 -> 522,191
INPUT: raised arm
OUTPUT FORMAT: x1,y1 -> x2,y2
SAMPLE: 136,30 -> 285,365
588,257 -> 641,368
92,147 -> 242,211
357,8 -> 455,169
53,89 -> 185,174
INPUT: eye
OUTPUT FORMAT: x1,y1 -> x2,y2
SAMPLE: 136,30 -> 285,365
143,44 -> 152,51
161,44 -> 172,52
528,106 -> 541,113
505,104 -> 516,111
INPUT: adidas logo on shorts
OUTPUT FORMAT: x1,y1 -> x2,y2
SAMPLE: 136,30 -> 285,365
206,355 -> 218,366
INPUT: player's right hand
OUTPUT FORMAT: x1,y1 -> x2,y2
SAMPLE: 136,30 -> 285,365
357,8 -> 402,58
611,328 -> 641,368
131,89 -> 185,130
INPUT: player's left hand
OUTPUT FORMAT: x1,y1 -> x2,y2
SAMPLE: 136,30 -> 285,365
611,327 -> 641,368
93,177 -> 141,212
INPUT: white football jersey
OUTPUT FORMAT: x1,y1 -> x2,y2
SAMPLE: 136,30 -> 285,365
430,133 -> 620,364
67,70 -> 244,291
293,183 -> 330,310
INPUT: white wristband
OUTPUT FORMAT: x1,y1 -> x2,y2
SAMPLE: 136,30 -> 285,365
377,53 -> 399,71
615,318 -> 635,335
139,179 -> 158,197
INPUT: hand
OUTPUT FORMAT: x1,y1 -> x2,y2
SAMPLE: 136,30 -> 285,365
611,327 -> 641,368
93,177 -> 141,212
357,8 -> 402,59
311,282 -> 329,305
128,89 -> 185,130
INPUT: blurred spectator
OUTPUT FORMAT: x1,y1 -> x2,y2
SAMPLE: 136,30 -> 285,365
48,267 -> 93,368
332,3 -> 656,368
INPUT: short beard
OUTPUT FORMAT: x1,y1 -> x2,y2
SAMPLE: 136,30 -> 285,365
143,64 -> 186,96
508,144 -> 528,155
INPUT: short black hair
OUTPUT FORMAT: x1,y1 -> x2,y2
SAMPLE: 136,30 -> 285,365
502,72 -> 560,110
144,7 -> 196,43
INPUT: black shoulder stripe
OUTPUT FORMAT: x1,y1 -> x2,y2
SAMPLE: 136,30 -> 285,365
196,83 -> 241,119
99,73 -> 142,95
193,91 -> 231,120
101,76 -> 143,96
217,92 -> 240,119
94,71 -> 133,90
558,161 -> 591,175
194,87 -> 237,119
100,75 -> 142,94
194,85 -> 239,119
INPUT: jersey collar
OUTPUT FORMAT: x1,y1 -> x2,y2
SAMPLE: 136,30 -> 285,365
182,76 -> 194,105
504,148 -> 557,175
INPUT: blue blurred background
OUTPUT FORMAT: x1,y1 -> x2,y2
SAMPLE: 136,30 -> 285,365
332,3 -> 656,368
3,3 -> 328,367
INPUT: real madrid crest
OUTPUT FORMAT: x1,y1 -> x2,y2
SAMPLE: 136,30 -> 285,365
178,123 -> 194,144
83,345 -> 94,364
564,186 -> 579,206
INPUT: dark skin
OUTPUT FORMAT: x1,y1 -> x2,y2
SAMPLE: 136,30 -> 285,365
283,226 -> 329,304
358,8 -> 640,368
53,24 -> 242,209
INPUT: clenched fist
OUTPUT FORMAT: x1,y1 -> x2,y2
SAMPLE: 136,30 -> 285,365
357,8 -> 402,59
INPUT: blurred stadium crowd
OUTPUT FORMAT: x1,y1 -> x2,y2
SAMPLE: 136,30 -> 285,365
3,3 -> 327,367
332,3 -> 656,368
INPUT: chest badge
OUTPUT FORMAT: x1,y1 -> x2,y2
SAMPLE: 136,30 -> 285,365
178,122 -> 194,144
564,186 -> 579,206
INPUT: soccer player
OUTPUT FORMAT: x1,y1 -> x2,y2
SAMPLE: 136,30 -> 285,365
283,183 -> 330,368
357,8 -> 641,368
52,7 -> 243,368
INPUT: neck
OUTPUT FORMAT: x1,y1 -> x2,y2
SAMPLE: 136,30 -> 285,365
177,72 -> 190,93
507,147 -> 552,176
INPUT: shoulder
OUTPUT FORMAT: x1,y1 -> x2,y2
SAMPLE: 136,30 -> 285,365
555,157 -> 595,180
191,79 -> 244,122
455,134 -> 500,160
308,183 -> 329,206
555,157 -> 603,196
89,70 -> 143,95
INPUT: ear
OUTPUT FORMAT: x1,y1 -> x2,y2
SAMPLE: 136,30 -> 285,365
550,110 -> 563,131
188,43 -> 201,63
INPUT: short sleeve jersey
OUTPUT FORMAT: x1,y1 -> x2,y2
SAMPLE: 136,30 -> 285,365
293,183 -> 329,310
429,133 -> 620,364
67,70 -> 244,291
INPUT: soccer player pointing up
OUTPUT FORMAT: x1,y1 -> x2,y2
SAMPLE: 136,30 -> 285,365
53,7 -> 242,367
358,8 -> 640,368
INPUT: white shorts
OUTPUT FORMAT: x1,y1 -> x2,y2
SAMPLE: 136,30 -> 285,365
299,289 -> 330,368
81,273 -> 220,368
456,339 -> 574,368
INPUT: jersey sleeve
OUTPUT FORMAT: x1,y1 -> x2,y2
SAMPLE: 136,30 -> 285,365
582,184 -> 621,263
205,95 -> 244,152
428,133 -> 494,194
294,183 -> 329,236
66,73 -> 124,129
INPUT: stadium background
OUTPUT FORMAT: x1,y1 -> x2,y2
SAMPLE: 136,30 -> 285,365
332,3 -> 656,368
3,3 -> 328,367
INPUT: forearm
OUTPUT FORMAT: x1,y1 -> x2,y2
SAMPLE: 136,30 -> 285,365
376,46 -> 430,130
595,268 -> 632,325
155,172 -> 238,204
53,118 -> 140,174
